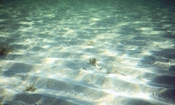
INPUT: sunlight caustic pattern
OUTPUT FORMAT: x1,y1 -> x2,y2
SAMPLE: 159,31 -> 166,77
0,0 -> 175,105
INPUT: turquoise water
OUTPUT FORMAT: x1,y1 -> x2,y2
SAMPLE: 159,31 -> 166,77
0,0 -> 175,105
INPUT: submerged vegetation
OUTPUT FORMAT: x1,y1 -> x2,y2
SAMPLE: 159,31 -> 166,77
23,82 -> 36,92
89,58 -> 97,66
0,45 -> 12,56
87,41 -> 95,46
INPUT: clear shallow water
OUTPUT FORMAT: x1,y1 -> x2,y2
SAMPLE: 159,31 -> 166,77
0,0 -> 175,105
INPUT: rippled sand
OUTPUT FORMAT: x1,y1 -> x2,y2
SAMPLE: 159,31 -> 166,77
0,0 -> 175,105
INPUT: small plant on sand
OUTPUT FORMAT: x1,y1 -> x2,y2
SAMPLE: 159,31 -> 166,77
87,41 -> 95,46
89,58 -> 97,66
0,45 -> 12,56
23,82 -> 36,92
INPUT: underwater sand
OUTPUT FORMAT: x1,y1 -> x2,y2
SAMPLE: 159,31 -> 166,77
0,0 -> 175,105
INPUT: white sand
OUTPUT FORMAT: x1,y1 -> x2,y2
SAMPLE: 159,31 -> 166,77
0,0 -> 175,105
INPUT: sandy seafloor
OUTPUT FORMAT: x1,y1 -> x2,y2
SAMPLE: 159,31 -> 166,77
0,0 -> 175,105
